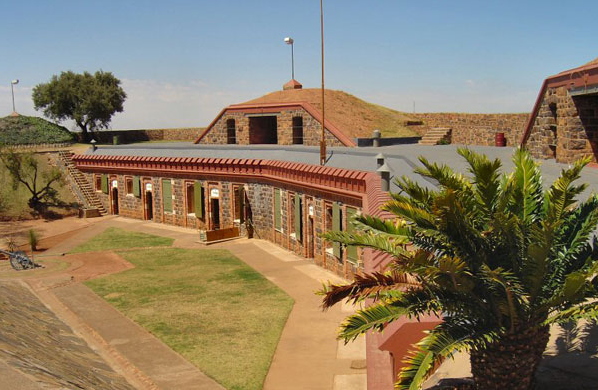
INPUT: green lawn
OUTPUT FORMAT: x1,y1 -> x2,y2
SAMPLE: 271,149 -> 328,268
70,227 -> 174,253
81,230 -> 293,390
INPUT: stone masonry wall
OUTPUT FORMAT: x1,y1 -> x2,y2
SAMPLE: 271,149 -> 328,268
198,108 -> 345,147
412,113 -> 529,146
527,86 -> 598,164
85,171 -> 363,279
76,128 -> 201,144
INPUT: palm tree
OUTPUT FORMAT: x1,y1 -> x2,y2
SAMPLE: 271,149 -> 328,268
320,148 -> 598,390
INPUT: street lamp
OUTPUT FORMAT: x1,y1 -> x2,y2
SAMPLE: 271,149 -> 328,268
11,79 -> 19,114
284,37 -> 295,80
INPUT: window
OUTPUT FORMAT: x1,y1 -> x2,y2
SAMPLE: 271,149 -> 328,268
186,183 -> 195,214
162,179 -> 173,213
195,181 -> 205,220
274,189 -> 282,231
233,185 -> 245,223
126,177 -> 134,195
325,204 -> 333,254
289,193 -> 296,237
227,119 -> 236,144
293,193 -> 302,242
95,175 -> 102,191
346,207 -> 358,264
292,116 -> 303,145
332,203 -> 343,261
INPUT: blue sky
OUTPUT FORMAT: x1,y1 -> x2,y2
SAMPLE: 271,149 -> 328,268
1,0 -> 597,129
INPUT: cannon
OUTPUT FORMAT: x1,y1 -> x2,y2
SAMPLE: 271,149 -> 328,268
0,249 -> 36,271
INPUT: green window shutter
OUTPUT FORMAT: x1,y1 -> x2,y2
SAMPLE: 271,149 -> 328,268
162,179 -> 173,213
101,174 -> 108,194
194,181 -> 203,218
239,187 -> 245,224
274,189 -> 281,230
346,207 -> 358,263
332,202 -> 341,258
133,176 -> 141,198
294,193 -> 302,241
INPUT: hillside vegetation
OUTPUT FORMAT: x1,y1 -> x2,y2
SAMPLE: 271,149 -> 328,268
0,115 -> 75,145
0,153 -> 77,220
243,88 -> 419,138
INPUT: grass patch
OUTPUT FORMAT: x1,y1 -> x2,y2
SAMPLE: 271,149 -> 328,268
70,227 -> 174,253
85,247 -> 293,390
0,115 -> 75,145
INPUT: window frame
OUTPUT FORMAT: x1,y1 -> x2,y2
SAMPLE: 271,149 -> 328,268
226,119 -> 236,144
274,188 -> 282,232
185,181 -> 195,216
292,116 -> 304,145
125,176 -> 134,196
95,175 -> 102,192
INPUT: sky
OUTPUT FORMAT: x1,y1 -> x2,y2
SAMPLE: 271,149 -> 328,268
1,0 -> 597,130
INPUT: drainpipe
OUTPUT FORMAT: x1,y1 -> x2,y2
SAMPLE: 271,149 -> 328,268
377,162 -> 391,192
376,153 -> 385,169
372,129 -> 381,147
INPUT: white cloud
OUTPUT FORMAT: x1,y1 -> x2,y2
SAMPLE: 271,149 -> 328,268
2,78 -> 538,130
1,79 -> 254,130
110,79 -> 251,129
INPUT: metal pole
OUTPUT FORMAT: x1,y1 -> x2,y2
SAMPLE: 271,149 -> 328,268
319,0 -> 327,166
11,83 -> 16,112
291,42 -> 295,80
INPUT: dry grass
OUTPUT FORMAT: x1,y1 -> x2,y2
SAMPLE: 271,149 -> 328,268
0,153 -> 77,221
243,88 -> 418,138
83,243 -> 293,390
69,227 -> 174,253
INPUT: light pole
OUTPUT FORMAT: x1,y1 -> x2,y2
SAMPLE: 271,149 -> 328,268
11,79 -> 19,114
284,37 -> 295,80
319,0 -> 326,166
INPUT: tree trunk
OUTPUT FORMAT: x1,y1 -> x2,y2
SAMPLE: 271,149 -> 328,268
470,325 -> 550,390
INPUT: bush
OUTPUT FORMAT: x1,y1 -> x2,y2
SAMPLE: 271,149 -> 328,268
0,115 -> 75,145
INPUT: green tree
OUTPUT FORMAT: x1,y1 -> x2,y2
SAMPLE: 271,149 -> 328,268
32,70 -> 126,141
0,149 -> 63,213
320,148 -> 598,390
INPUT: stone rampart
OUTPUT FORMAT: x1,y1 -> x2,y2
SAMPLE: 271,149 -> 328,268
412,113 -> 529,146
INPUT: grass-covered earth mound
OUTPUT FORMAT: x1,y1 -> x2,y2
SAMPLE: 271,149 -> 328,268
244,88 -> 419,138
0,115 -> 75,145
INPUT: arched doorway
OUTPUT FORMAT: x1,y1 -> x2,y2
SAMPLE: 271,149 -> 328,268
111,187 -> 119,215
145,191 -> 153,220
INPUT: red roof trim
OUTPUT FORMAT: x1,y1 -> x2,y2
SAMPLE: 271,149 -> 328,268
520,62 -> 598,146
72,154 -> 368,200
193,101 -> 356,147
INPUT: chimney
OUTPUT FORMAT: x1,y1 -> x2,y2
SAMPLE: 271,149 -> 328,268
283,79 -> 303,91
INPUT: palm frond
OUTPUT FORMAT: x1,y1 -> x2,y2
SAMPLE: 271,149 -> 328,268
320,271 -> 421,309
322,230 -> 410,259
544,155 -> 592,225
396,319 -> 502,390
415,157 -> 472,192
508,147 -> 544,224
382,200 -> 437,229
337,301 -> 413,342
458,147 -> 503,215
394,175 -> 434,208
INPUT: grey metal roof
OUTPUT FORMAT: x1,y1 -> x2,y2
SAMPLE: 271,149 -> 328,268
85,143 -> 598,198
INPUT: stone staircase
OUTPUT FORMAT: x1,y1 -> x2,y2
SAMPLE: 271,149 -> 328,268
418,127 -> 452,145
57,151 -> 107,215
